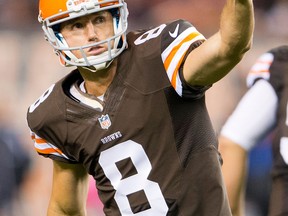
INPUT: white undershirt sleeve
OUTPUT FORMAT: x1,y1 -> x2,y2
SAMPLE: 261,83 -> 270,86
220,79 -> 278,151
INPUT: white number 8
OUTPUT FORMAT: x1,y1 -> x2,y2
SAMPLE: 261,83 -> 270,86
99,140 -> 169,215
29,84 -> 55,113
134,24 -> 166,46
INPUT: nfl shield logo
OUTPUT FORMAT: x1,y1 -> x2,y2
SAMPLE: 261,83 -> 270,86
98,114 -> 111,130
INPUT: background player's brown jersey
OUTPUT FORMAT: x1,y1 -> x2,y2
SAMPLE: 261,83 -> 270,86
247,45 -> 288,215
27,20 -> 231,216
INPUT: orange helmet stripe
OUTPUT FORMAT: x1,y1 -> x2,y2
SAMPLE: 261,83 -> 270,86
39,0 -> 120,20
39,0 -> 68,20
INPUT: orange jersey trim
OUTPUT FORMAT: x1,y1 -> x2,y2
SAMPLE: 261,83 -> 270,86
164,32 -> 201,88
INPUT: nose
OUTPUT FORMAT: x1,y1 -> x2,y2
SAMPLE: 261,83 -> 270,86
87,21 -> 98,42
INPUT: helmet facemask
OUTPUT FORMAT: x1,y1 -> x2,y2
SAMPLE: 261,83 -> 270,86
39,0 -> 129,72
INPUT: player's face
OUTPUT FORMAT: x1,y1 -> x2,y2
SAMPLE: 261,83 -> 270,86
60,11 -> 114,58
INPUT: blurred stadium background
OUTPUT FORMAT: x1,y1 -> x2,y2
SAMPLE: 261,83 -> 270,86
0,0 -> 287,215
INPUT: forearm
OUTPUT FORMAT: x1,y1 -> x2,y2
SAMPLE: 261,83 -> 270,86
47,202 -> 87,216
47,161 -> 89,216
47,193 -> 88,216
220,0 -> 254,57
219,136 -> 248,216
182,0 -> 254,86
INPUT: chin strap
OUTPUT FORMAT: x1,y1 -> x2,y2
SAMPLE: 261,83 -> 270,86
82,59 -> 114,72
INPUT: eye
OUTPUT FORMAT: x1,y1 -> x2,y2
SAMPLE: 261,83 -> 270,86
71,22 -> 84,30
93,16 -> 106,24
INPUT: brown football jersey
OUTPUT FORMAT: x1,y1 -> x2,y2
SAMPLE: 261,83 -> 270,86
27,20 -> 231,216
247,45 -> 288,216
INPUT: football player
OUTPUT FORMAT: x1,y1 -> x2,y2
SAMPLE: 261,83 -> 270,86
219,45 -> 288,216
27,0 -> 254,215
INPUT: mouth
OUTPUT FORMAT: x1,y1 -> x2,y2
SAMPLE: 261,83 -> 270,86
88,46 -> 106,55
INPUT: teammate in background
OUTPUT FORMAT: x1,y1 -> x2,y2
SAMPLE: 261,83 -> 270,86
0,126 -> 31,216
27,0 -> 254,215
219,45 -> 288,216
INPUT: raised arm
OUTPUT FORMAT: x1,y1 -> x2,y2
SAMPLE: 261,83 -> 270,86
183,0 -> 254,86
47,161 -> 89,216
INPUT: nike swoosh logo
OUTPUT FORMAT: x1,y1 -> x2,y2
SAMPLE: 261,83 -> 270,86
169,24 -> 179,38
